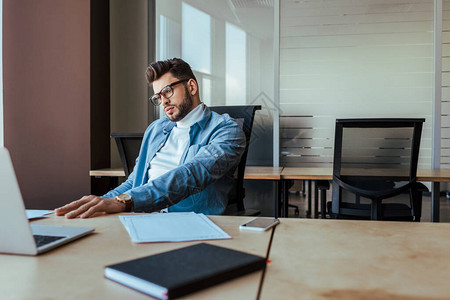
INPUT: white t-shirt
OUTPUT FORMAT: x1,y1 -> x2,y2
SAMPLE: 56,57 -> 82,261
147,103 -> 204,182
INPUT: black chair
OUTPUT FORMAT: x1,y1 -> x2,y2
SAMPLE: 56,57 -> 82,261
328,118 -> 426,221
111,105 -> 261,215
110,133 -> 144,177
210,105 -> 262,216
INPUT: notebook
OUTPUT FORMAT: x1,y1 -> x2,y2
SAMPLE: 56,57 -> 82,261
0,147 -> 94,255
105,243 -> 267,299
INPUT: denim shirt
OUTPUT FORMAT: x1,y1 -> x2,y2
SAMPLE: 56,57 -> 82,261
102,106 -> 246,215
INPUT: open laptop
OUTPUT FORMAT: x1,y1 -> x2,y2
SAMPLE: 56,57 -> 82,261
0,147 -> 94,255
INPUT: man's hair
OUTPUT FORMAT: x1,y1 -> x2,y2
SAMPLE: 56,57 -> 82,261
146,58 -> 197,84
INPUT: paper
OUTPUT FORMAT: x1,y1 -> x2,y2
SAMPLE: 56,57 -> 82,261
119,212 -> 231,243
26,209 -> 53,220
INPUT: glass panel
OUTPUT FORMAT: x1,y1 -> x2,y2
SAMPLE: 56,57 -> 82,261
226,22 -> 246,105
156,0 -> 275,165
155,0 -> 276,216
279,0 -> 434,168
181,3 -> 211,74
0,0 -> 3,147
441,1 -> 450,168
159,15 -> 181,59
156,0 -> 273,106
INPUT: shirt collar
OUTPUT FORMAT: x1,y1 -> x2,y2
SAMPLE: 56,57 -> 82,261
162,103 -> 211,134
176,103 -> 204,128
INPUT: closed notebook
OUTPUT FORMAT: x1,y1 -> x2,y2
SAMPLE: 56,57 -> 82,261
104,243 -> 266,299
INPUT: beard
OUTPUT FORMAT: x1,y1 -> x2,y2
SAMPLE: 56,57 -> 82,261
165,85 -> 194,122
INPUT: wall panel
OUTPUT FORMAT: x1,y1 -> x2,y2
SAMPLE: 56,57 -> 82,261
3,0 -> 90,209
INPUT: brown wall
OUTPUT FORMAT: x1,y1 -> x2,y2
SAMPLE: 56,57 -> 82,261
3,0 -> 91,209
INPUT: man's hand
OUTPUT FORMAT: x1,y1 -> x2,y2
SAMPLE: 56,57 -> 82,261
54,195 -> 126,219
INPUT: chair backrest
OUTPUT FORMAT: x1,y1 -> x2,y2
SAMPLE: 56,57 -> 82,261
331,118 -> 425,219
110,133 -> 144,177
334,118 -> 424,180
210,105 -> 262,211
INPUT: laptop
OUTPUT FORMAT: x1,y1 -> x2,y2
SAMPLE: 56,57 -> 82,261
0,147 -> 94,255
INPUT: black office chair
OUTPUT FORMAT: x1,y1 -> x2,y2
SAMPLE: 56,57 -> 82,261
210,105 -> 262,216
328,118 -> 426,221
110,133 -> 144,177
111,105 -> 261,215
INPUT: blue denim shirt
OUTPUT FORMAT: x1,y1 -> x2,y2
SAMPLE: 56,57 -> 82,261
103,106 -> 246,215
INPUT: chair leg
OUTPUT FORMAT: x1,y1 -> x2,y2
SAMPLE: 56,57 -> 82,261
316,180 -> 330,219
288,204 -> 300,216
283,181 -> 289,217
302,180 -> 306,197
314,181 -> 319,218
307,180 -> 312,217
371,200 -> 382,220
321,189 -> 327,219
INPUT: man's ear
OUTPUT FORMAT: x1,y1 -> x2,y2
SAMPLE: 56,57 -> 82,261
187,79 -> 198,96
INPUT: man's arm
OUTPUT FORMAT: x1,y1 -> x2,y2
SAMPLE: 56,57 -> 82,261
55,117 -> 245,218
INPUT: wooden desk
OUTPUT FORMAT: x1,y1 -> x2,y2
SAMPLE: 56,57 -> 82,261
90,167 -> 125,177
261,218 -> 450,299
281,167 -> 450,222
4,215 -> 449,299
90,166 -> 284,180
0,214 -> 272,300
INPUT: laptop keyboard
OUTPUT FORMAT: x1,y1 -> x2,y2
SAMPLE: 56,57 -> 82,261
33,235 -> 65,247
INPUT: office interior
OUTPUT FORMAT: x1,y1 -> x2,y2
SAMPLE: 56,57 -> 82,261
1,0 -> 449,219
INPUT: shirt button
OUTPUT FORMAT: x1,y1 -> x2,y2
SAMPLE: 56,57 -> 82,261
214,154 -> 219,158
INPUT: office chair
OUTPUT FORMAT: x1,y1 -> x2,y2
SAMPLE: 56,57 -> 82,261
210,105 -> 262,216
110,133 -> 144,177
111,105 -> 261,215
328,118 -> 426,221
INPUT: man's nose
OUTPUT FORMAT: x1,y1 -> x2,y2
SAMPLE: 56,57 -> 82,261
161,95 -> 170,106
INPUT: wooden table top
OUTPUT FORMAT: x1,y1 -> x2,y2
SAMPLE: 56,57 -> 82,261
261,218 -> 450,299
90,167 -> 125,177
91,166 -> 284,180
0,214 -> 272,300
5,214 -> 450,299
281,167 -> 333,180
91,167 -> 450,182
243,166 -> 283,180
281,167 -> 450,182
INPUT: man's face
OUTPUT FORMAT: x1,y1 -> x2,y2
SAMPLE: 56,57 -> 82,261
152,72 -> 194,122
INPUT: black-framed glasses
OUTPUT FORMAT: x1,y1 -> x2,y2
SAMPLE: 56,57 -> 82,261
149,79 -> 188,106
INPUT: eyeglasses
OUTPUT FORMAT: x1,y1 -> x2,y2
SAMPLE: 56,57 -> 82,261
149,79 -> 188,106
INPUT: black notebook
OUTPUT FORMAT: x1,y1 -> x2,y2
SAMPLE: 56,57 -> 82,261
104,243 -> 266,299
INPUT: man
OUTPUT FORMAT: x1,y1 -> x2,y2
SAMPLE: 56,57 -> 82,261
55,58 -> 246,218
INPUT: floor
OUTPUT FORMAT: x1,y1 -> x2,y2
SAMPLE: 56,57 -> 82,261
286,181 -> 450,222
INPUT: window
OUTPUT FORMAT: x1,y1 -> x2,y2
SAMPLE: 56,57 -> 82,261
181,3 -> 211,74
226,23 -> 246,105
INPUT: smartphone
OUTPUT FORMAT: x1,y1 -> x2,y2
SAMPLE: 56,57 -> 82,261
239,218 -> 280,231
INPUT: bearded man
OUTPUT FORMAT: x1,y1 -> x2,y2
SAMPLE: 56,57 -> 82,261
55,58 -> 246,218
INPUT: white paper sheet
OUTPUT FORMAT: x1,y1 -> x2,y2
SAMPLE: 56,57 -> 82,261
119,212 -> 231,243
26,210 -> 53,220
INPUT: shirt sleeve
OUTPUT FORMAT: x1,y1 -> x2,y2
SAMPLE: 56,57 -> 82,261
127,118 -> 246,212
100,122 -> 157,199
101,163 -> 137,199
